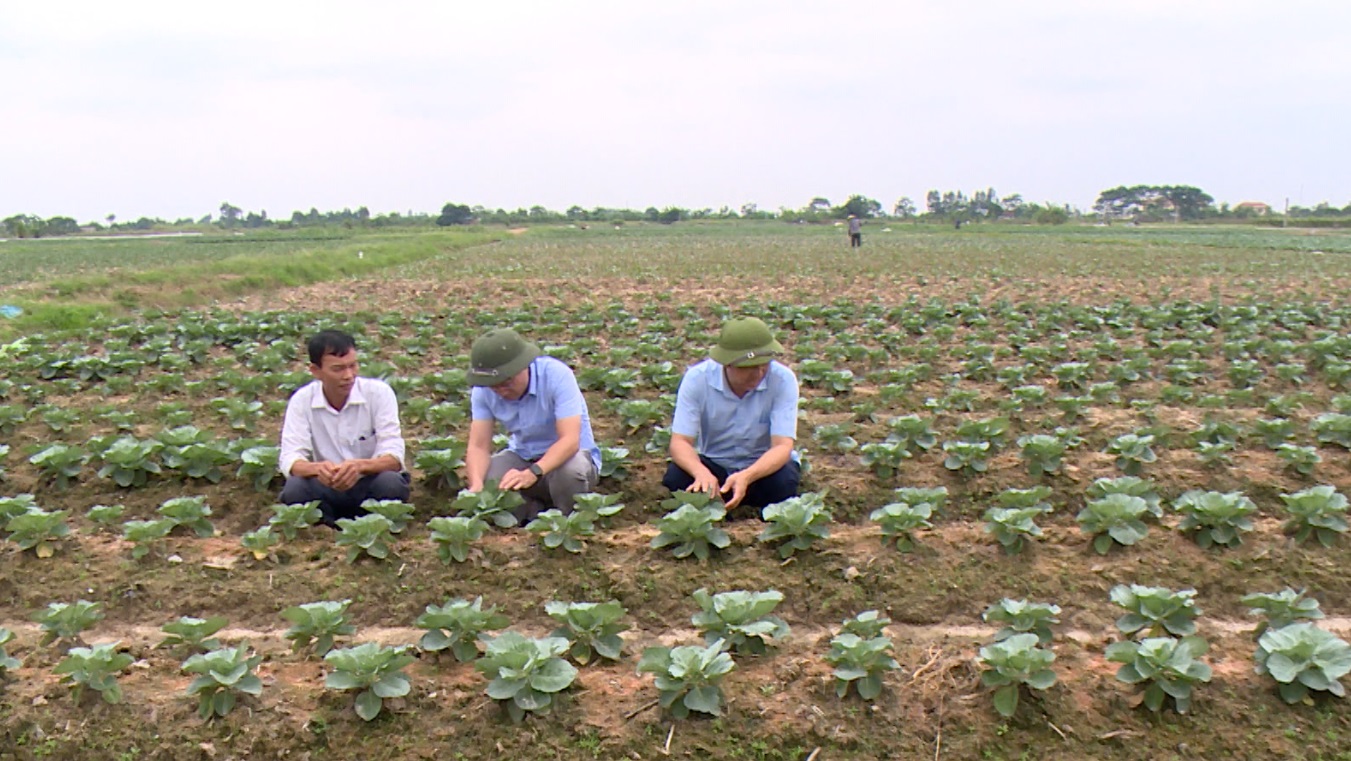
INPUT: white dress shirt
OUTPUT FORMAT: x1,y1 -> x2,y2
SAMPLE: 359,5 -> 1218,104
278,377 -> 406,477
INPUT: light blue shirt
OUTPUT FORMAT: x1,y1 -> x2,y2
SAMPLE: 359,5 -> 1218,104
671,359 -> 799,471
471,357 -> 601,470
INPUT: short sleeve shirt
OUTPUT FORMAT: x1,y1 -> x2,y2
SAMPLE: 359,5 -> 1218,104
278,377 -> 406,476
670,359 -> 799,471
470,357 -> 601,470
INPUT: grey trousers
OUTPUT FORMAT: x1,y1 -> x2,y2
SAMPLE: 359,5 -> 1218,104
486,450 -> 598,522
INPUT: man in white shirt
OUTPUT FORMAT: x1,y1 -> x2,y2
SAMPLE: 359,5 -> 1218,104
278,330 -> 409,525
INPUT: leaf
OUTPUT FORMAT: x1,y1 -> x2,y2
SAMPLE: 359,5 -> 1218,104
529,658 -> 578,694
683,685 -> 723,715
992,684 -> 1019,717
354,690 -> 383,721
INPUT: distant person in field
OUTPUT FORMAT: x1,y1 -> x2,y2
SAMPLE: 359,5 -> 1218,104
662,316 -> 801,515
847,214 -> 863,248
465,327 -> 600,522
278,330 -> 409,526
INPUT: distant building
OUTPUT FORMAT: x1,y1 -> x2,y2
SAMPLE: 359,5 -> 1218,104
1234,201 -> 1271,216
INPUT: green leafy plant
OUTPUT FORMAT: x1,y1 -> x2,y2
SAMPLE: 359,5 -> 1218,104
1017,434 -> 1070,478
885,415 -> 937,451
0,627 -> 21,675
94,436 -> 163,488
637,640 -> 736,719
1276,443 -> 1321,477
6,507 -> 70,557
651,500 -> 730,560
427,515 -> 488,564
122,518 -> 175,559
85,503 -> 126,530
0,493 -> 39,525
324,642 -> 415,721
236,445 -> 281,492
942,440 -> 991,475
840,610 -> 891,638
870,500 -> 933,552
415,597 -> 510,662
1172,490 -> 1256,549
282,600 -> 356,657
825,631 -> 898,700
757,492 -> 831,558
859,440 -> 911,479
29,443 -> 88,489
413,442 -> 467,492
1104,635 -> 1212,713
182,643 -> 264,719
978,633 -> 1057,718
545,600 -> 629,664
526,509 -> 601,554
1280,485 -> 1348,547
159,615 -> 229,653
157,496 -> 215,538
598,445 -> 630,480
690,588 -> 790,655
982,599 -> 1061,644
474,632 -> 578,722
34,600 -> 103,647
1106,433 -> 1157,476
1076,494 -> 1150,554
1311,412 -> 1351,449
1086,476 -> 1163,519
1243,588 -> 1325,639
360,499 -> 416,533
55,642 -> 134,705
1254,623 -> 1351,704
453,481 -> 526,528
335,513 -> 397,563
813,423 -> 858,453
1110,584 -> 1201,639
269,500 -> 322,540
240,525 -> 280,561
983,507 -> 1044,554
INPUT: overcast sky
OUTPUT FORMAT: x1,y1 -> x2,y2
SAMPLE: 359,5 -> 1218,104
4,1 -> 1349,222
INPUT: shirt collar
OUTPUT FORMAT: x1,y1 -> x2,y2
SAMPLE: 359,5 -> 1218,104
311,377 -> 367,410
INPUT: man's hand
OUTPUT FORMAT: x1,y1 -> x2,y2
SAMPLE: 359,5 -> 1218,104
497,467 -> 539,491
720,469 -> 754,508
683,467 -> 721,496
329,460 -> 363,492
312,461 -> 339,488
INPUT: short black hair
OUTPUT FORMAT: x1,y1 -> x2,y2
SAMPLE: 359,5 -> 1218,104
307,330 -> 357,366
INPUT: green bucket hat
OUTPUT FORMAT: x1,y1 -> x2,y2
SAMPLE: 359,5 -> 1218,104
468,328 -> 540,386
710,317 -> 783,367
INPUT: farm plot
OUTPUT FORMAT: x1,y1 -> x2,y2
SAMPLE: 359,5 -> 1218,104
2,227 -> 1351,760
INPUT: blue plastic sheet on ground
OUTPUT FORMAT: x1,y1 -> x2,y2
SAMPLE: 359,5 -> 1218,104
0,305 -> 21,319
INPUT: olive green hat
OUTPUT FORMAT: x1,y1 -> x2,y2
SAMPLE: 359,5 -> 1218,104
468,328 -> 539,386
710,317 -> 783,367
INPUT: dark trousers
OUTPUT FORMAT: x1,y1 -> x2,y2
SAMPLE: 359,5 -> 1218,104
661,456 -> 801,515
849,232 -> 862,248
279,471 -> 411,525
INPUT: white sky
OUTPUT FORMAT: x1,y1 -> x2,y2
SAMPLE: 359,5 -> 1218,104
3,1 -> 1349,222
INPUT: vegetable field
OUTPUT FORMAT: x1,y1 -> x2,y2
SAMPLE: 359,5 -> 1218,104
2,224 -> 1351,760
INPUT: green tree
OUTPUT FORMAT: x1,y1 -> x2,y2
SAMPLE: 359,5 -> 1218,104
834,195 -> 883,219
436,203 -> 475,226
893,197 -> 917,218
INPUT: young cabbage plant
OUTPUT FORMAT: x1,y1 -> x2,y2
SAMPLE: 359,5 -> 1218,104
1276,443 -> 1321,477
324,642 -> 415,722
34,600 -> 104,647
1086,476 -> 1163,519
335,513 -> 398,563
1280,485 -> 1348,547
982,599 -> 1061,645
0,494 -> 39,525
637,639 -> 736,719
526,509 -> 599,554
94,436 -> 164,488
942,440 -> 991,476
414,443 -> 467,492
427,515 -> 489,564
1253,417 -> 1297,448
360,499 -> 416,533
281,599 -> 356,657
545,600 -> 629,664
1104,635 -> 1212,713
1076,494 -> 1151,554
757,492 -> 832,558
474,632 -> 578,723
859,440 -> 911,479
1311,412 -> 1351,449
122,518 -> 176,560
415,597 -> 510,662
452,481 -> 526,528
157,496 -> 215,538
240,525 -> 280,561
1242,588 -> 1325,640
0,627 -> 21,675
598,445 -> 630,480
29,443 -> 88,489
813,423 -> 859,454
870,501 -> 933,552
690,588 -> 790,655
978,633 -> 1057,718
6,507 -> 70,558
1017,434 -> 1069,478
55,642 -> 134,705
182,643 -> 264,720
570,492 -> 625,525
885,415 -> 937,451
651,501 -> 730,561
268,500 -> 322,540
1172,490 -> 1256,549
1254,623 -> 1351,704
1110,585 -> 1201,639
159,615 -> 229,653
236,445 -> 281,492
825,632 -> 898,700
1106,433 -> 1157,476
840,610 -> 891,639
983,507 -> 1044,554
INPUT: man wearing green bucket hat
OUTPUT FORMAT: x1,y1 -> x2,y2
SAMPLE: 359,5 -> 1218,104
465,327 -> 601,521
662,316 -> 800,513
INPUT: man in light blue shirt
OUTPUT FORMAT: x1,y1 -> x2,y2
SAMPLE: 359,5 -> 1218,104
662,317 -> 800,514
466,328 -> 601,521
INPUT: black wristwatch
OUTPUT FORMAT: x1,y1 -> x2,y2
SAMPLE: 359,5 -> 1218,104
528,463 -> 544,478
